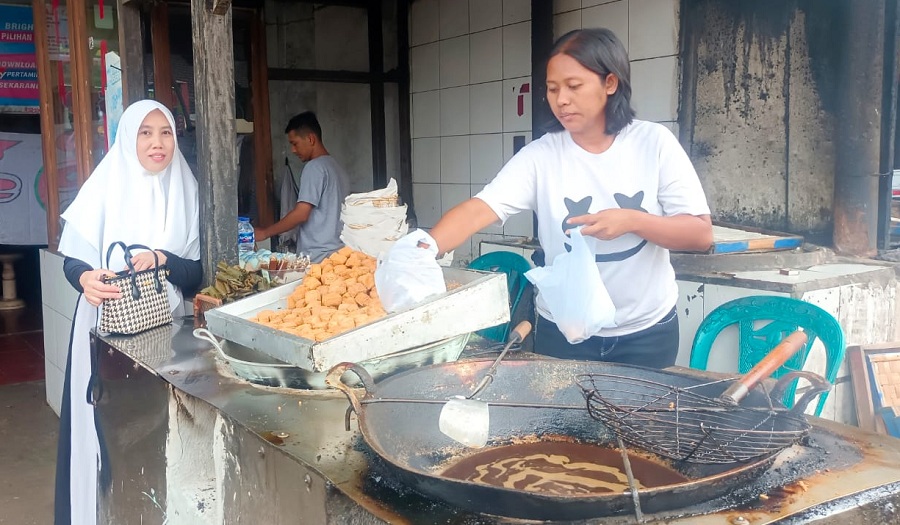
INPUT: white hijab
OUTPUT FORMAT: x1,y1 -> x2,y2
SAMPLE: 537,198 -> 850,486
59,100 -> 200,312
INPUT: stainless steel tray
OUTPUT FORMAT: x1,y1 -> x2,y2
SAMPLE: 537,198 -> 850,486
201,331 -> 470,390
204,267 -> 509,372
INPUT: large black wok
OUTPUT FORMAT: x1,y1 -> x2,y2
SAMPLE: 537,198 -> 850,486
326,358 -> 822,521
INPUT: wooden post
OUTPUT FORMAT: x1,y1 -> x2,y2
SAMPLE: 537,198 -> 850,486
32,0 -> 61,250
396,0 -> 413,218
191,0 -> 238,281
68,0 -> 95,184
368,0 -> 386,189
250,10 -> 275,228
116,0 -> 146,106
150,2 -> 175,109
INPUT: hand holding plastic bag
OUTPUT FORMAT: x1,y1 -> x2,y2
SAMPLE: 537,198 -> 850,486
375,229 -> 447,312
525,228 -> 616,343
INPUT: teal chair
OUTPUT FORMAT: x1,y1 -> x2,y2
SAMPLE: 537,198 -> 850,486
467,251 -> 532,342
689,296 -> 845,416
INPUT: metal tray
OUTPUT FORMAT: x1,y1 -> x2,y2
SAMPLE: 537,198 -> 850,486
204,267 -> 509,372
208,332 -> 470,390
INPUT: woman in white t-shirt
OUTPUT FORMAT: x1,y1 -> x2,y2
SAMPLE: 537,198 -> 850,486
428,28 -> 713,368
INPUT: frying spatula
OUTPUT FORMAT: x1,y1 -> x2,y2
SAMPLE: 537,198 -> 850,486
439,321 -> 532,447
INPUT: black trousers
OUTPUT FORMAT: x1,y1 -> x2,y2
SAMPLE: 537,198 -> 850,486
533,307 -> 679,369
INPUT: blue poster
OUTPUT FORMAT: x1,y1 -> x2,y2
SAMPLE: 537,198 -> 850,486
0,5 -> 39,113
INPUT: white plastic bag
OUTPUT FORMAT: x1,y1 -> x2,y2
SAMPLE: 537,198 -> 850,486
375,229 -> 447,313
525,228 -> 616,343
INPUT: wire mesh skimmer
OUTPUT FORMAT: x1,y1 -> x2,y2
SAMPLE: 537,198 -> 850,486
575,329 -> 834,464
577,372 -> 824,463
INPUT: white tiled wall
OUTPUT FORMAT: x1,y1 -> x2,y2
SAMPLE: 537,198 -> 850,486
440,136 -> 470,183
40,250 -> 78,416
410,0 -> 685,264
553,0 -> 681,130
469,81 -> 503,133
411,43 -> 440,92
439,86 -> 470,135
470,0 -> 502,33
631,55 -> 679,122
470,134 -> 504,184
470,30 -> 503,83
439,36 -> 470,87
582,1 -> 629,46
410,0 -> 534,265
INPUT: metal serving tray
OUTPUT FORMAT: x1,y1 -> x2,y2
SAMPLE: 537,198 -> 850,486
213,334 -> 471,390
204,267 -> 509,372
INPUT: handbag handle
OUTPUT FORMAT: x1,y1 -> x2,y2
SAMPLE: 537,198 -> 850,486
104,242 -> 165,299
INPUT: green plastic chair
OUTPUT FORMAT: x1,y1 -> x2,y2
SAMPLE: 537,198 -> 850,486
467,251 -> 532,342
689,296 -> 845,416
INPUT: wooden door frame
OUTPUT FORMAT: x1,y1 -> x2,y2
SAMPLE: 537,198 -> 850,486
32,0 -> 61,250
67,0 -> 95,186
33,0 -> 95,248
151,2 -> 275,228
150,1 -> 176,109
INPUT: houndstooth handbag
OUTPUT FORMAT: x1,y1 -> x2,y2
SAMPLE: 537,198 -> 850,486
98,242 -> 173,335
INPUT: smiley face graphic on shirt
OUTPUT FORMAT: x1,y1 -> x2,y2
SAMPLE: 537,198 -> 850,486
561,192 -> 648,262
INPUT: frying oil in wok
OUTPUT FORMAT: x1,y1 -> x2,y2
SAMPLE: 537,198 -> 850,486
441,441 -> 688,496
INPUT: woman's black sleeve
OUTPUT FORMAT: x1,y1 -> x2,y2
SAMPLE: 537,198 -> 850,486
159,251 -> 203,295
63,257 -> 93,293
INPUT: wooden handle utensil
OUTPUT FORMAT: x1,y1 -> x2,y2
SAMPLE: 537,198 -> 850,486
719,329 -> 809,405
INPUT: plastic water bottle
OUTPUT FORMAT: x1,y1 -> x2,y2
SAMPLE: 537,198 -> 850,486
238,217 -> 255,254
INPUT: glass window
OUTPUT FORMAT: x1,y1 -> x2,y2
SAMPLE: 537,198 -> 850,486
82,0 -> 120,166
44,0 -> 80,223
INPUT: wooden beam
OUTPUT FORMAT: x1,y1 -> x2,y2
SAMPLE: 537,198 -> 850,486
396,0 -> 413,218
250,10 -> 275,228
368,0 -> 386,189
268,67 -> 400,83
151,2 -> 175,109
191,0 -> 238,280
68,0 -> 95,185
32,0 -> 61,250
289,0 -> 368,7
531,0 -> 553,140
116,0 -> 146,106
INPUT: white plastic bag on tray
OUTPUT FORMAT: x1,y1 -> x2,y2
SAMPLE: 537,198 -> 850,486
375,229 -> 447,313
525,228 -> 616,343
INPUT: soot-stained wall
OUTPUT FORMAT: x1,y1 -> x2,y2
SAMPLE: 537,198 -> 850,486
681,0 -> 848,238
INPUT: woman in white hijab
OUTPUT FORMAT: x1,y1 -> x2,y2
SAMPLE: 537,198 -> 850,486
54,100 -> 201,525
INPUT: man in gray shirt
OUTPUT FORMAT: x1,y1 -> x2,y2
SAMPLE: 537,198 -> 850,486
255,112 -> 349,262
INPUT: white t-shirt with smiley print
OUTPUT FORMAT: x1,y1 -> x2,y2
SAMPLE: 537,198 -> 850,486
475,120 -> 711,337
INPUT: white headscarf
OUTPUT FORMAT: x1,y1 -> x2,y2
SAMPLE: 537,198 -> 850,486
59,100 -> 200,312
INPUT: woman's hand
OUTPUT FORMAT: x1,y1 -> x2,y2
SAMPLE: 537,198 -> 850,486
130,250 -> 168,272
569,211 -> 713,252
79,269 -> 123,306
567,209 -> 638,240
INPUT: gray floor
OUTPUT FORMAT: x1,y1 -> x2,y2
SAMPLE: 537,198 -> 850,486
0,381 -> 58,525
